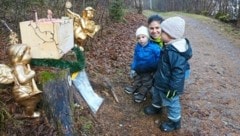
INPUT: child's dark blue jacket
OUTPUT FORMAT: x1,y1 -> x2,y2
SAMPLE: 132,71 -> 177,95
154,38 -> 192,94
131,41 -> 161,74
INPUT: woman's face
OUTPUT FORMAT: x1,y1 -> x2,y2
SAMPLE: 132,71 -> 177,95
148,21 -> 161,39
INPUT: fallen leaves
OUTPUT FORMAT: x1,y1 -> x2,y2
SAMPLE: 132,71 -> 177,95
85,12 -> 147,76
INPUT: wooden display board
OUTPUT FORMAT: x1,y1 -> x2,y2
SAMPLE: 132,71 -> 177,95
20,18 -> 74,59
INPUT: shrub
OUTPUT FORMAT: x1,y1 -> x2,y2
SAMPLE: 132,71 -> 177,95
215,12 -> 230,22
109,0 -> 124,22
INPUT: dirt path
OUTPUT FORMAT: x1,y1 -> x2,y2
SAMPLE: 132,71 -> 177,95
182,16 -> 240,135
92,15 -> 240,135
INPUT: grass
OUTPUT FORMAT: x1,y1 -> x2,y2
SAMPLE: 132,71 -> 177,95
79,116 -> 94,135
143,10 -> 179,18
0,101 -> 11,129
143,10 -> 219,22
143,10 -> 240,41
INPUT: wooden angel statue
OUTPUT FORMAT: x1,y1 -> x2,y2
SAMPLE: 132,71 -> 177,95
0,44 -> 42,118
66,2 -> 100,46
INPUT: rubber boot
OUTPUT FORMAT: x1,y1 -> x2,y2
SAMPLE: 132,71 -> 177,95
133,93 -> 146,103
144,105 -> 161,115
133,86 -> 148,103
160,118 -> 181,132
124,86 -> 139,94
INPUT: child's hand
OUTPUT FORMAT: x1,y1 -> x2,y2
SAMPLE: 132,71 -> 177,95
166,90 -> 177,99
130,70 -> 137,79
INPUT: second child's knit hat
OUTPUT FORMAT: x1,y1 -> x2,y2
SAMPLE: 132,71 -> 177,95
161,17 -> 185,39
136,26 -> 149,38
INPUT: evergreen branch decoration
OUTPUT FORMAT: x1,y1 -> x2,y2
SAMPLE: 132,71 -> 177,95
31,47 -> 85,74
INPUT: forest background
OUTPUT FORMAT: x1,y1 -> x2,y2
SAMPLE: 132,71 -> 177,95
0,0 -> 240,135
0,0 -> 240,35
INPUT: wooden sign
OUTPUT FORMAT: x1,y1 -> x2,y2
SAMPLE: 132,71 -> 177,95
20,18 -> 74,59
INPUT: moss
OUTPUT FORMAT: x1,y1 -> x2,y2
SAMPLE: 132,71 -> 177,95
38,71 -> 57,84
0,101 -> 11,129
79,116 -> 93,134
58,70 -> 69,79
82,122 -> 93,132
70,102 -> 75,111
38,70 -> 69,84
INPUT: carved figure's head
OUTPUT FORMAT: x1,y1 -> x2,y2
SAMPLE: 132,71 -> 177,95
8,44 -> 31,64
82,7 -> 95,19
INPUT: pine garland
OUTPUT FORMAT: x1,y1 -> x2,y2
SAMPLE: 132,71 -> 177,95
31,47 -> 85,74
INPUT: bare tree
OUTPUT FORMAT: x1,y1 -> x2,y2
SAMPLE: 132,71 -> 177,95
149,0 -> 152,9
237,1 -> 240,27
134,0 -> 143,14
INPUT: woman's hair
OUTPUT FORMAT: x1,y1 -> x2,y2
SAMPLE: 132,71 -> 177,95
148,15 -> 164,24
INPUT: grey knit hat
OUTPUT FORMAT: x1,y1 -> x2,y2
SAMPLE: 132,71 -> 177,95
161,16 -> 185,39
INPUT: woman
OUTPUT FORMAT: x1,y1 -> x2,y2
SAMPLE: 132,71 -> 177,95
148,15 -> 164,47
134,15 -> 165,101
142,15 -> 165,112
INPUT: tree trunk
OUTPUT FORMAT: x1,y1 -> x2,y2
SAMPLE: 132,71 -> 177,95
137,0 -> 143,14
149,0 -> 152,9
41,69 -> 75,136
237,5 -> 240,27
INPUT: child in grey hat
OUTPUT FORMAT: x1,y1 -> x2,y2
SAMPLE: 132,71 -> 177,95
125,26 -> 161,103
144,17 -> 192,132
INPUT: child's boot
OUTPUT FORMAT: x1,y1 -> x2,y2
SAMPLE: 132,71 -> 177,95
133,93 -> 146,103
160,118 -> 181,132
133,86 -> 148,103
144,105 -> 161,115
124,86 -> 139,94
